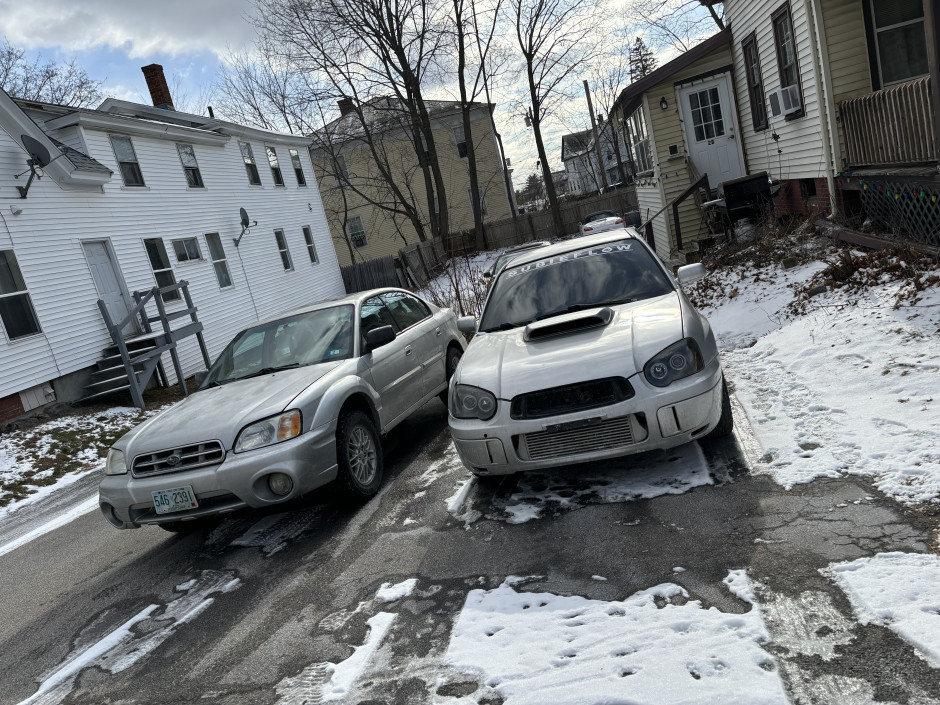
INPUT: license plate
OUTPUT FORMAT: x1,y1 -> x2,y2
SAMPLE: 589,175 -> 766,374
152,486 -> 199,515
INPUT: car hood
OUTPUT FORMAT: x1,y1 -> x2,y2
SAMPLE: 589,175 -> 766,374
119,363 -> 341,455
460,292 -> 684,398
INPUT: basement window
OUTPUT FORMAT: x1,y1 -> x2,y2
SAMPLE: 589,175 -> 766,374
0,250 -> 42,340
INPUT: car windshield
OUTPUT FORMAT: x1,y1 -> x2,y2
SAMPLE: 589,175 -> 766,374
493,245 -> 543,273
204,305 -> 354,385
479,239 -> 675,332
584,211 -> 616,224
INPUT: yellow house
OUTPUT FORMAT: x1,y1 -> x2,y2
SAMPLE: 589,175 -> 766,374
310,98 -> 514,266
610,29 -> 738,266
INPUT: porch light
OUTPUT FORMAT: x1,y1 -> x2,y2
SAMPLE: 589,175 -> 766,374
660,97 -> 668,111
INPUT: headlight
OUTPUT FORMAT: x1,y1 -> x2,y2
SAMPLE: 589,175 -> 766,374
644,338 -> 705,387
451,384 -> 498,420
105,448 -> 127,475
234,410 -> 302,453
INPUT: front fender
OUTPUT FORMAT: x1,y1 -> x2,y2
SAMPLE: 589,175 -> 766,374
309,375 -> 384,433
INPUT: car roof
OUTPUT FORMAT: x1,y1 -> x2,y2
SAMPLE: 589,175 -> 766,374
251,287 -> 420,327
503,229 -> 641,268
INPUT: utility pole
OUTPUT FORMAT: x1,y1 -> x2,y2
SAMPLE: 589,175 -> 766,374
584,80 -> 609,192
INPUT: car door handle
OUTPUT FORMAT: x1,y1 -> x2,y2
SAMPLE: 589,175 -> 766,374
405,346 -> 413,356
436,328 -> 442,336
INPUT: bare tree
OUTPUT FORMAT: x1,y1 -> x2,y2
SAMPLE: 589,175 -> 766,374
627,0 -> 724,55
509,0 -> 601,236
587,36 -> 634,184
0,37 -> 102,107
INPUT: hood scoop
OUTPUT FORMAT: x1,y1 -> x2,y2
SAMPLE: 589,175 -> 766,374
524,307 -> 613,342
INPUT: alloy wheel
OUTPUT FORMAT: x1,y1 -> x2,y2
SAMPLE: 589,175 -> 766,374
347,425 -> 377,485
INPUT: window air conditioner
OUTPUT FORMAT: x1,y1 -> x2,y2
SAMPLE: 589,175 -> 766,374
768,85 -> 801,117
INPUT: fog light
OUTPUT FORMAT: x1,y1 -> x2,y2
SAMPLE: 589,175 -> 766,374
268,473 -> 294,496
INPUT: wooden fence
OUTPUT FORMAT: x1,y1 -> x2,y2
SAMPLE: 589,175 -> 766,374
341,255 -> 403,293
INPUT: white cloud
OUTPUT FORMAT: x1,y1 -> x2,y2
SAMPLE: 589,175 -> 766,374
0,0 -> 257,59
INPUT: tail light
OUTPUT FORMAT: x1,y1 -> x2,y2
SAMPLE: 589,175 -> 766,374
615,218 -> 623,224
583,226 -> 593,231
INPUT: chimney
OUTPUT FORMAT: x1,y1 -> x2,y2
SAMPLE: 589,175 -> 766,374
337,97 -> 354,116
141,64 -> 175,110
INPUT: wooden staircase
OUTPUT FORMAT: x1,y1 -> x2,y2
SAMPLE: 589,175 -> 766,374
81,281 -> 211,409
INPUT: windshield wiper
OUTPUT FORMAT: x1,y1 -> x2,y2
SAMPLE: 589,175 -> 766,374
231,363 -> 301,383
481,320 -> 532,333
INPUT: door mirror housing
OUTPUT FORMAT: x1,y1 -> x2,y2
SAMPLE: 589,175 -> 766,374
676,263 -> 706,286
365,325 -> 396,352
457,316 -> 478,334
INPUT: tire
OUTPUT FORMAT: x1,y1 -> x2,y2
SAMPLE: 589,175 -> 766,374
439,344 -> 463,405
704,378 -> 734,440
335,410 -> 384,501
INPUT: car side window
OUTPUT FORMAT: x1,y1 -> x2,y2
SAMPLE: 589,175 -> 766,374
382,291 -> 430,330
360,296 -> 400,338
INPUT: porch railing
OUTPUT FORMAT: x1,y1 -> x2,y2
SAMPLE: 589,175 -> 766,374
839,76 -> 936,167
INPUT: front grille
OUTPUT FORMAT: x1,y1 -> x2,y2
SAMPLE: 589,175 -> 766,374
511,377 -> 634,420
516,416 -> 635,461
132,441 -> 225,477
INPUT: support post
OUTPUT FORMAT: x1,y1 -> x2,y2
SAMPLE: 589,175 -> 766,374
925,0 -> 940,167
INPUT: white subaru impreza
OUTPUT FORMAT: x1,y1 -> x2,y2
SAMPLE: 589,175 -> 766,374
448,229 -> 732,477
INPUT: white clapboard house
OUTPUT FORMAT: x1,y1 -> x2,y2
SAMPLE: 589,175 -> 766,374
0,65 -> 345,423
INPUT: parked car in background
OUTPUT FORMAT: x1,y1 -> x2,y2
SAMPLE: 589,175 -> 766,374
483,241 -> 552,280
99,289 -> 465,532
578,211 -> 626,236
449,230 -> 732,478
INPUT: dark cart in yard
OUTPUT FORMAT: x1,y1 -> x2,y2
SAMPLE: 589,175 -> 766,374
702,171 -> 775,237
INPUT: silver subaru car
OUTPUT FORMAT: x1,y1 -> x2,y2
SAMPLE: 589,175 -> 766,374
99,288 -> 464,531
448,230 -> 732,477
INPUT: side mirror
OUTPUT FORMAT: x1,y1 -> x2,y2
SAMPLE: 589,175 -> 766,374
483,270 -> 492,279
365,325 -> 396,352
457,316 -> 478,334
676,263 -> 706,286
194,370 -> 208,386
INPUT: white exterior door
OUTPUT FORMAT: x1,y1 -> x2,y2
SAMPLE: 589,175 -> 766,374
82,241 -> 134,334
678,74 -> 745,188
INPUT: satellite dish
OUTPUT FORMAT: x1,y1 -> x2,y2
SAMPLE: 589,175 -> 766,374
240,208 -> 250,229
21,135 -> 52,168
234,207 -> 256,248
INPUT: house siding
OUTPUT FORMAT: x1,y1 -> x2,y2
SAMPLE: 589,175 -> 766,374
0,112 -> 345,405
725,0 -> 830,182
820,0 -> 871,105
314,106 -> 513,267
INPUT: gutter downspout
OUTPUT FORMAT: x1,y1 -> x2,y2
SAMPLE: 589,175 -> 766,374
804,0 -> 840,218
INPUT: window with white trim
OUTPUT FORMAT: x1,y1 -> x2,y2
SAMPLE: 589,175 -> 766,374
302,226 -> 319,263
626,108 -> 652,173
870,0 -> 928,86
240,142 -> 262,185
274,229 -> 294,270
771,2 -> 803,117
143,238 -> 180,302
346,216 -> 368,248
172,237 -> 202,262
453,126 -> 467,158
742,33 -> 768,131
110,135 -> 145,187
289,148 -> 307,186
205,233 -> 233,288
0,250 -> 41,340
176,144 -> 204,187
266,146 -> 285,186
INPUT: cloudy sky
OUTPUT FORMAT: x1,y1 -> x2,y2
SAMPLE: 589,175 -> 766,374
0,0 -> 717,186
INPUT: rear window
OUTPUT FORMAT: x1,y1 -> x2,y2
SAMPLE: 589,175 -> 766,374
479,239 -> 674,332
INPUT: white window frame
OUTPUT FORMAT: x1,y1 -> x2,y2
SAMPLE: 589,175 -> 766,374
110,135 -> 146,187
274,229 -> 294,270
240,142 -> 262,185
346,216 -> 368,249
289,148 -> 307,186
171,237 -> 203,263
626,107 -> 653,174
143,238 -> 180,302
176,143 -> 204,188
869,0 -> 929,87
204,233 -> 233,289
266,146 -> 285,186
453,126 -> 467,158
302,226 -> 319,264
0,249 -> 42,340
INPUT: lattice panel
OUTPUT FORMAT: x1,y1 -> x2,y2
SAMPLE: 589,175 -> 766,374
859,182 -> 940,247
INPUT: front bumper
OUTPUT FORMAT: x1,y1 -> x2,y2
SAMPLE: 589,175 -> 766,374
449,359 -> 723,475
98,421 -> 338,529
